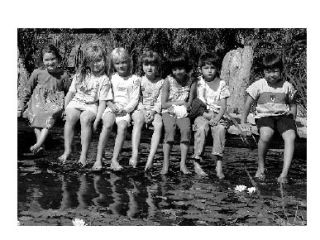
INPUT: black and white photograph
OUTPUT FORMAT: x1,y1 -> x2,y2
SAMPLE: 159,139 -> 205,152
16,28 -> 307,226
1,0 -> 318,238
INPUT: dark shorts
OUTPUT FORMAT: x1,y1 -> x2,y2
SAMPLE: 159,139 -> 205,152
256,115 -> 297,135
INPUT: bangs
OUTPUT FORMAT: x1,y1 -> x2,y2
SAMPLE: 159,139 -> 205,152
142,56 -> 159,65
85,46 -> 104,63
170,56 -> 189,70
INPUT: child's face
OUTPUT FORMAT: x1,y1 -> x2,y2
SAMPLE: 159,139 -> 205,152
90,56 -> 105,74
172,67 -> 187,81
43,52 -> 58,72
264,68 -> 281,85
201,64 -> 217,81
143,63 -> 157,79
113,58 -> 130,77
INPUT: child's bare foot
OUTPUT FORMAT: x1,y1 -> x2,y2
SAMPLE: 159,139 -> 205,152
255,169 -> 266,180
30,144 -> 43,154
58,152 -> 70,163
277,175 -> 288,184
160,165 -> 169,175
144,159 -> 153,171
129,155 -> 138,168
180,164 -> 191,175
110,160 -> 123,171
194,162 -> 208,176
91,161 -> 103,172
78,155 -> 87,167
216,170 -> 225,180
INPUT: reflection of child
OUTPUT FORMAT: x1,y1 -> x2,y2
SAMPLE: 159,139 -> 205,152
191,52 -> 230,178
241,53 -> 297,184
58,42 -> 110,166
161,53 -> 193,175
130,50 -> 164,170
18,44 -> 69,155
92,48 -> 140,172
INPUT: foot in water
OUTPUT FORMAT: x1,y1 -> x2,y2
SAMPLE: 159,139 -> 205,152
180,163 -> 191,175
129,155 -> 138,168
277,175 -> 288,184
194,162 -> 208,176
110,160 -> 123,171
255,169 -> 266,180
91,161 -> 103,171
58,152 -> 70,163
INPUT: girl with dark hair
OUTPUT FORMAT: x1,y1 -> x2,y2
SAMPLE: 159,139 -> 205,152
18,44 -> 69,156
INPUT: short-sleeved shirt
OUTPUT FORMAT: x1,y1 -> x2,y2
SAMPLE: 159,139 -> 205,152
105,73 -> 141,113
246,78 -> 297,118
69,73 -> 110,104
137,76 -> 164,113
196,76 -> 230,113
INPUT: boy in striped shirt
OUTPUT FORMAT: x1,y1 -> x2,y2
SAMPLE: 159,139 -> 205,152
241,53 -> 297,184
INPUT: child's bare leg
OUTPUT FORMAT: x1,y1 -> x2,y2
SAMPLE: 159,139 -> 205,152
130,111 -> 144,168
180,143 -> 191,174
145,114 -> 162,171
30,128 -> 49,152
110,120 -> 128,171
58,108 -> 80,162
161,143 -> 171,174
278,129 -> 296,183
93,112 -> 115,170
211,124 -> 226,179
78,110 -> 96,166
215,156 -> 224,179
256,127 -> 274,179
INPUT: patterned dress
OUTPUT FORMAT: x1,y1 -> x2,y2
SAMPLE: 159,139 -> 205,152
18,68 -> 70,129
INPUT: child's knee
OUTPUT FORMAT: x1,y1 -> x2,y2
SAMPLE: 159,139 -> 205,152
282,129 -> 296,142
80,112 -> 95,126
259,127 -> 274,142
117,121 -> 128,133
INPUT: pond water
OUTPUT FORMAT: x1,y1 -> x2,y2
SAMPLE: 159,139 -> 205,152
18,120 -> 307,226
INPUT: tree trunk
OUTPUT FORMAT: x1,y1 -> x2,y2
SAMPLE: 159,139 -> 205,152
220,46 -> 253,114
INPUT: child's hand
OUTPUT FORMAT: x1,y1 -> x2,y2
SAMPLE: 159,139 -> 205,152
209,117 -> 220,126
239,123 -> 251,132
145,110 -> 155,123
110,104 -> 119,113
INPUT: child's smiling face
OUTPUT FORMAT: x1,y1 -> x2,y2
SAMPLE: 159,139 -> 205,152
43,52 -> 58,72
90,56 -> 105,75
201,63 -> 217,81
264,67 -> 281,85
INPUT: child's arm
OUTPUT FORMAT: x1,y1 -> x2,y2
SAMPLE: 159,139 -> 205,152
241,95 -> 255,124
186,81 -> 197,110
210,98 -> 227,125
161,79 -> 185,109
288,103 -> 297,120
124,77 -> 141,113
93,100 -> 107,132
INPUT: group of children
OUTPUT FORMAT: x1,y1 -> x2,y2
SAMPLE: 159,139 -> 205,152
18,41 -> 298,184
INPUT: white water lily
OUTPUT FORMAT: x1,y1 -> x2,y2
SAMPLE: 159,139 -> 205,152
234,185 -> 247,192
72,218 -> 87,226
247,187 -> 257,194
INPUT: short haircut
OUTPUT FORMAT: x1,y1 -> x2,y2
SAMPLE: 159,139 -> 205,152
109,47 -> 133,75
168,53 -> 191,72
198,52 -> 221,69
262,53 -> 283,71
140,50 -> 161,66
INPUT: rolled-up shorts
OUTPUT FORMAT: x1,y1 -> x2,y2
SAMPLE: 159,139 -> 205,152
66,100 -> 98,115
162,112 -> 191,144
